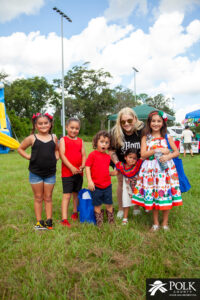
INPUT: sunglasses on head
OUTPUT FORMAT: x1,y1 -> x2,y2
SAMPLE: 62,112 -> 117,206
121,119 -> 133,125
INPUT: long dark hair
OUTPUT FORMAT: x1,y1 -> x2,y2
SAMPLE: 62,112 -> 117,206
31,113 -> 53,134
143,111 -> 167,138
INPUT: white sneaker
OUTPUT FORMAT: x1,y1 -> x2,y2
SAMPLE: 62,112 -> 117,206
133,209 -> 141,216
122,218 -> 128,225
117,210 -> 124,219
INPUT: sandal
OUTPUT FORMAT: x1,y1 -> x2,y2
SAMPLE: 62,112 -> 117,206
150,224 -> 160,232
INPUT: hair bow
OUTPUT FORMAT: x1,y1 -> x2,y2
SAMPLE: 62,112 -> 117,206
44,113 -> 53,120
158,111 -> 168,122
32,113 -> 42,120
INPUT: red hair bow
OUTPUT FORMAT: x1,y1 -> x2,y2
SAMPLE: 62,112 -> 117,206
44,113 -> 53,120
32,113 -> 41,120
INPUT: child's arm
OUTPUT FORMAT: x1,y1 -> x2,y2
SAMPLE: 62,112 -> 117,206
109,169 -> 118,176
141,136 -> 156,159
59,138 -> 80,175
54,135 -> 59,160
79,141 -> 86,172
85,166 -> 95,191
17,135 -> 33,160
159,136 -> 179,162
115,159 -> 143,178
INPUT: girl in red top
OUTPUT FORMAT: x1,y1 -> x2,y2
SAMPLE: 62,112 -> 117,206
85,131 -> 115,227
59,118 -> 86,227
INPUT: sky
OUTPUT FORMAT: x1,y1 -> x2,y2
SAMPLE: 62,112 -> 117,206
0,0 -> 200,123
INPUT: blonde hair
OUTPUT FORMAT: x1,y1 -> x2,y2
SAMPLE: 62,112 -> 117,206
111,107 -> 144,148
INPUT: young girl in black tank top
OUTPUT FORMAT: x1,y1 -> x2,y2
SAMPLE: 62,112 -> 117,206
18,113 -> 59,230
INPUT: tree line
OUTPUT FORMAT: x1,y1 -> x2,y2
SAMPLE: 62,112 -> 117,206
1,64 -> 175,139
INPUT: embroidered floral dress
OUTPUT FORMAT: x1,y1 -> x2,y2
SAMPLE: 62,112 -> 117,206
132,135 -> 182,210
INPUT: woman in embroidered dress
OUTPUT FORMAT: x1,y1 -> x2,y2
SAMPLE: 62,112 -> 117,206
132,111 -> 182,231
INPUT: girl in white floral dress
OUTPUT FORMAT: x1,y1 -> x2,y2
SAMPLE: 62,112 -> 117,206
132,111 -> 182,231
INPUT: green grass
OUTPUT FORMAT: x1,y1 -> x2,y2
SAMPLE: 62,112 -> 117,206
0,145 -> 200,300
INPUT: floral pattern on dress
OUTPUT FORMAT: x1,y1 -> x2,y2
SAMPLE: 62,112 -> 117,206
132,135 -> 182,210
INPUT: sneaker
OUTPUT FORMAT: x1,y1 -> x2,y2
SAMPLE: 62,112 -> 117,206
34,220 -> 47,230
133,209 -> 141,216
45,219 -> 53,230
60,219 -> 71,227
117,210 -> 124,219
150,224 -> 160,232
71,212 -> 78,221
122,218 -> 128,225
162,225 -> 170,231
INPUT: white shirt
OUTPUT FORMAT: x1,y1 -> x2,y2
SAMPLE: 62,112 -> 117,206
182,129 -> 194,143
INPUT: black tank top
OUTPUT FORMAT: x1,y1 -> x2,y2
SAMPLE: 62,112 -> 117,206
29,134 -> 57,178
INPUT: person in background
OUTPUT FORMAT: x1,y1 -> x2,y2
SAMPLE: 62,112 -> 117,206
181,125 -> 194,157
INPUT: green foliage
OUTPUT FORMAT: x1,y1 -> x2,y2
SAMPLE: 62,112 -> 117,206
111,86 -> 140,112
4,76 -> 59,118
0,147 -> 200,299
7,110 -> 32,138
145,94 -> 175,125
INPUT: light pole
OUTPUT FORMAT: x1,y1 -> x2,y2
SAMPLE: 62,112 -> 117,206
53,7 -> 72,137
132,67 -> 139,102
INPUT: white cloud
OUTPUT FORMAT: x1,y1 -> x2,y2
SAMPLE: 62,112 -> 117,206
176,103 -> 200,123
0,12 -> 200,119
104,0 -> 147,21
158,0 -> 200,15
0,0 -> 45,23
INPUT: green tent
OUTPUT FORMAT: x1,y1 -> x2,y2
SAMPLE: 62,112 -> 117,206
108,104 -> 175,121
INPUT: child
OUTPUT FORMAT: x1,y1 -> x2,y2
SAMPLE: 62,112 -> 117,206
18,113 -> 59,230
85,130 -> 115,227
132,111 -> 182,231
115,148 -> 143,225
59,117 -> 86,227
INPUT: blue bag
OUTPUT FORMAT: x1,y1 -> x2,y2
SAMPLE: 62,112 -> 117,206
78,189 -> 96,224
165,134 -> 191,193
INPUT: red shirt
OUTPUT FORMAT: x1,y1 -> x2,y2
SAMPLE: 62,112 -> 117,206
85,150 -> 111,189
61,136 -> 83,177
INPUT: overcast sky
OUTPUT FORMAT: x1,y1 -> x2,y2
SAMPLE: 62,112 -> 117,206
0,0 -> 200,123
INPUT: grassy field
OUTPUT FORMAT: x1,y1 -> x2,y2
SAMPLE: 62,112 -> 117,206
0,144 -> 200,300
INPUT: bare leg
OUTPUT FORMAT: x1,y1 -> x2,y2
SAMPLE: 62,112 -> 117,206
94,205 -> 101,213
123,207 -> 129,219
152,209 -> 159,225
184,149 -> 186,157
117,173 -> 123,211
62,193 -> 71,220
162,210 -> 170,226
31,182 -> 44,221
72,192 -> 78,213
105,204 -> 113,213
190,149 -> 194,157
44,183 -> 55,220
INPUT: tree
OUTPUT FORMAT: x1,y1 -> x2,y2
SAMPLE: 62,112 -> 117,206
53,64 -> 116,133
145,94 -> 175,125
111,86 -> 140,112
5,77 -> 59,118
0,71 -> 9,84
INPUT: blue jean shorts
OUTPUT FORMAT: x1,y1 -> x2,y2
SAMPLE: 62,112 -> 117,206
91,184 -> 113,207
29,172 -> 56,185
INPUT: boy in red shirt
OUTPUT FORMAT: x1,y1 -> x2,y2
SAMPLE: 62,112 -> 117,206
85,130 -> 115,227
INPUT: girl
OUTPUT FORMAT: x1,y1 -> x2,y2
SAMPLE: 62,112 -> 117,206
18,113 -> 59,230
115,148 -> 143,225
110,107 -> 144,218
132,111 -> 182,231
85,131 -> 115,227
59,117 -> 86,227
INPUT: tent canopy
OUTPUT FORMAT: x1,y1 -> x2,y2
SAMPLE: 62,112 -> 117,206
185,109 -> 200,119
108,104 -> 175,121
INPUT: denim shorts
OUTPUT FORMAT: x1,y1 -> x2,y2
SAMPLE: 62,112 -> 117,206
29,172 -> 56,184
91,184 -> 113,207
